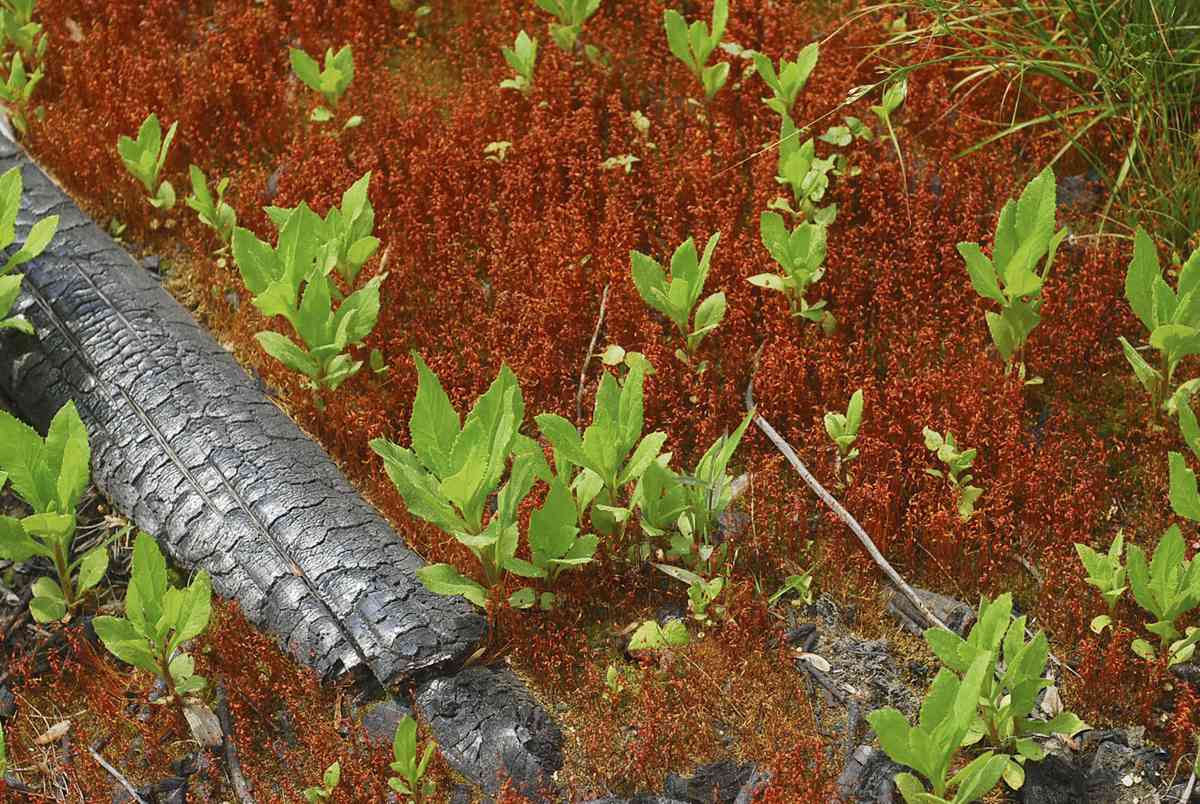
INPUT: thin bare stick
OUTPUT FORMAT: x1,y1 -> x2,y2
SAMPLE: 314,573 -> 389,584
576,284 -> 611,426
215,683 -> 255,804
88,744 -> 148,804
744,368 -> 1082,680
1180,770 -> 1196,804
743,371 -> 948,632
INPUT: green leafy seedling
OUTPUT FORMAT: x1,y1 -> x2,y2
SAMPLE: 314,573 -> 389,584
185,165 -> 237,248
504,477 -> 598,610
265,172 -> 380,287
751,43 -> 818,118
668,411 -> 753,566
824,389 -> 864,463
923,427 -> 983,521
388,714 -> 437,801
869,78 -> 908,207
868,654 -> 1008,803
1125,525 -> 1200,656
500,30 -> 538,94
628,618 -> 689,651
232,202 -> 386,400
768,570 -> 815,607
770,115 -> 837,224
1119,226 -> 1200,413
959,167 -> 1065,376
0,164 -> 58,334
630,233 -> 725,369
302,761 -> 341,802
289,45 -> 361,128
534,0 -> 601,51
1074,532 -> 1126,633
0,51 -> 42,135
116,113 -> 177,210
0,402 -> 108,623
1171,400 -> 1200,525
372,354 -> 551,607
655,564 -> 725,624
924,594 -> 1087,790
537,362 -> 667,538
750,211 -> 833,329
0,0 -> 46,61
93,532 -> 211,706
663,0 -> 729,99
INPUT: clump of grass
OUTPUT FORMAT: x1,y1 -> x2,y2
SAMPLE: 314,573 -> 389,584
885,0 -> 1200,248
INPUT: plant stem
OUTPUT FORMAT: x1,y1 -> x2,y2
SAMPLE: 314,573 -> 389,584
51,538 -> 76,610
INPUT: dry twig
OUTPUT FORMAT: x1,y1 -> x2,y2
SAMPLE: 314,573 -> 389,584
575,284 -> 611,426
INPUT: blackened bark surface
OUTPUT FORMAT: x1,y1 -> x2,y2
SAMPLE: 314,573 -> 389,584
0,136 -> 485,685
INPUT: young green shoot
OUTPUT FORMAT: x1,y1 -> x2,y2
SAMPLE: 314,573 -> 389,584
289,45 -> 361,129
0,51 -> 42,135
959,167 -> 1065,380
749,211 -> 833,331
1074,531 -> 1126,633
0,164 -> 58,334
534,0 -> 601,52
751,43 -> 818,118
868,654 -> 1009,803
655,563 -> 725,625
302,762 -> 341,802
628,618 -> 689,652
1125,525 -> 1200,664
266,171 -> 381,286
537,361 -> 666,540
768,570 -> 815,608
389,715 -> 437,802
663,0 -> 729,99
1120,226 -> 1200,414
0,402 -> 109,623
824,388 -> 863,485
923,427 -> 983,521
869,78 -> 909,213
500,30 -> 538,94
117,113 -> 177,210
185,165 -> 237,248
0,0 -> 46,61
93,532 -> 212,708
923,594 -> 1087,790
630,232 -> 725,370
769,115 -> 838,225
232,182 -> 386,400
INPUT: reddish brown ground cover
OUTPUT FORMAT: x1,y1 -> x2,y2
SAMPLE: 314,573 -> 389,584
4,0 -> 1197,799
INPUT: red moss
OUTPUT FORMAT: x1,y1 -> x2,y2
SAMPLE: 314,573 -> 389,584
12,0 -> 1199,797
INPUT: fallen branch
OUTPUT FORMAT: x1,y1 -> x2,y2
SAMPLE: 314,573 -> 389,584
744,366 -> 1081,680
742,370 -> 947,632
215,683 -> 255,804
88,742 -> 148,804
575,283 -> 611,426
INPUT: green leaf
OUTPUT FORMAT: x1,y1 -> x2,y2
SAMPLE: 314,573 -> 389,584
0,515 -> 44,561
958,243 -> 1004,304
0,407 -> 50,511
167,570 -> 212,654
1120,336 -> 1162,394
256,331 -> 318,378
528,477 -> 578,564
127,531 -> 167,638
536,413 -> 591,471
76,546 -> 108,593
408,353 -> 461,479
94,615 -> 159,673
29,592 -> 66,623
508,587 -> 536,609
1126,227 -> 1160,332
48,401 -> 90,513
1169,452 -> 1200,521
416,563 -> 488,608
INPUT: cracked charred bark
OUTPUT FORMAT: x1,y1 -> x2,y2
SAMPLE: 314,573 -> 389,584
0,136 -> 486,685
